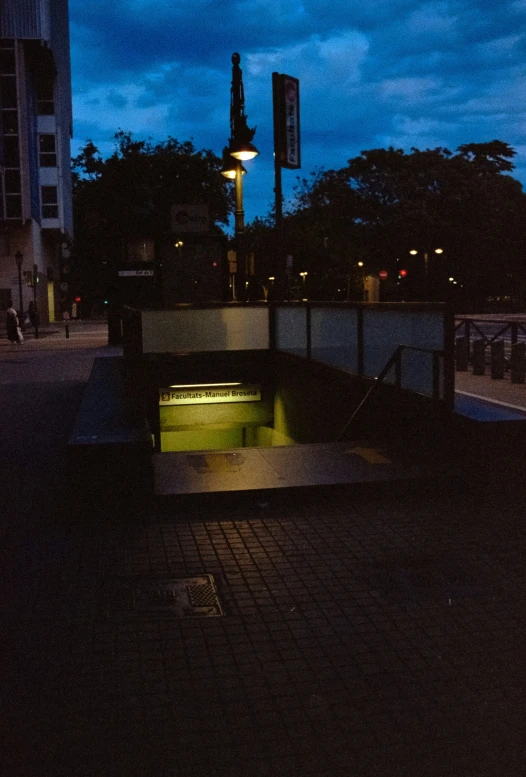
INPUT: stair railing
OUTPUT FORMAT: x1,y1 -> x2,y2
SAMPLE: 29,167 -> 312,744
335,344 -> 445,441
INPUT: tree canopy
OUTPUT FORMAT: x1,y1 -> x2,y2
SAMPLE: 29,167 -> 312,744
247,140 -> 526,309
71,132 -> 232,309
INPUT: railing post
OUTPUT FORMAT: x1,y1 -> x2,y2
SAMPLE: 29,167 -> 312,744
268,303 -> 276,352
306,303 -> 311,359
432,352 -> 441,400
357,306 -> 364,376
511,322 -> 518,346
490,340 -> 505,379
472,339 -> 485,375
443,305 -> 456,410
395,347 -> 402,388
455,336 -> 468,371
511,342 -> 525,384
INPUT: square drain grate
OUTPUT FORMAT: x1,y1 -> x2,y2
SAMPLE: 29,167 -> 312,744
133,575 -> 224,618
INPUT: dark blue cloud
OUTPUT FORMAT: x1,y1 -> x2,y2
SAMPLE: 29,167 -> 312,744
69,0 -> 526,222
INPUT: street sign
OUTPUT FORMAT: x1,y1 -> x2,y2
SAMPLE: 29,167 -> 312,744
171,204 -> 210,233
159,384 -> 261,406
272,73 -> 301,169
379,270 -> 388,279
118,270 -> 154,277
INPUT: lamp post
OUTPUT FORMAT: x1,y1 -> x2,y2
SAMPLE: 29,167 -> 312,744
409,248 -> 443,300
174,240 -> 184,299
299,271 -> 308,299
14,250 -> 24,328
32,263 -> 39,339
221,52 -> 258,300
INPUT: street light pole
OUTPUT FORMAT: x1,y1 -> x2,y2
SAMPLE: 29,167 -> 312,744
32,263 -> 39,339
299,271 -> 308,299
222,52 -> 258,301
410,248 -> 443,301
233,161 -> 245,291
14,250 -> 24,328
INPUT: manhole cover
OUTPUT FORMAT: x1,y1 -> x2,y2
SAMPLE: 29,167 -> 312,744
133,575 -> 224,618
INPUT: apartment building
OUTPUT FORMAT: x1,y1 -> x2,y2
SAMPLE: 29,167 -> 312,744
0,0 -> 73,324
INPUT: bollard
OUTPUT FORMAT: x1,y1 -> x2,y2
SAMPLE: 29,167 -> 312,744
455,336 -> 468,371
472,339 -> 486,375
65,323 -> 69,339
490,340 -> 505,379
510,342 -> 525,384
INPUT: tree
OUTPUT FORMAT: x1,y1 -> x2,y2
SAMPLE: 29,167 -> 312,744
270,141 -> 526,308
71,132 -> 232,310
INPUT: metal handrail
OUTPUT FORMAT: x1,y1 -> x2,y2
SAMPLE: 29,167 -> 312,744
455,317 -> 526,347
335,344 -> 444,441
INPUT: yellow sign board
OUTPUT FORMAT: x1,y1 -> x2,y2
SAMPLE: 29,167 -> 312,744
159,384 -> 261,406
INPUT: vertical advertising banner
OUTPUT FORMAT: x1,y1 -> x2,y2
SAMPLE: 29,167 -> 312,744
272,73 -> 301,170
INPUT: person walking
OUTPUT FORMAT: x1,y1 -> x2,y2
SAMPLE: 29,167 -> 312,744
6,302 -> 23,344
28,300 -> 39,337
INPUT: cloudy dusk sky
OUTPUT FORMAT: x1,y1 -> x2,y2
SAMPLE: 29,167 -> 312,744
69,0 -> 526,224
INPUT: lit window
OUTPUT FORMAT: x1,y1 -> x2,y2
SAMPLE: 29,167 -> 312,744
41,186 -> 58,218
39,134 -> 56,166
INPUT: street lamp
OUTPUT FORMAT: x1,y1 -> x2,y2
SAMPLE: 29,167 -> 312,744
174,240 -> 185,299
409,248 -> 443,299
222,52 -> 259,300
14,250 -> 24,328
299,271 -> 308,298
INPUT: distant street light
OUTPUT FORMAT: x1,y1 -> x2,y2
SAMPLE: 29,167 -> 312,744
14,250 -> 24,328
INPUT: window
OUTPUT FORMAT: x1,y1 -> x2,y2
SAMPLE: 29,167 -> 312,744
0,75 -> 17,107
4,169 -> 20,193
41,186 -> 58,218
2,136 -> 19,167
0,47 -> 16,74
36,79 -> 54,115
2,110 -> 18,134
5,195 -> 21,218
39,134 -> 56,166
0,233 -> 10,256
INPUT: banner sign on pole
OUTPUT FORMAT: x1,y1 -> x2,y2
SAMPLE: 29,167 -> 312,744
272,73 -> 300,169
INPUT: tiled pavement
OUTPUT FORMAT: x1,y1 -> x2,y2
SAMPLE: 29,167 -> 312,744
1,332 -> 525,776
3,482 -> 524,777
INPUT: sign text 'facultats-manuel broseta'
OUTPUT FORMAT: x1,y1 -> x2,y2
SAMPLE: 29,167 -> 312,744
159,385 -> 262,406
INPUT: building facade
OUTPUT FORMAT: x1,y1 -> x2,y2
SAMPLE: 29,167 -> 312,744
0,0 -> 73,324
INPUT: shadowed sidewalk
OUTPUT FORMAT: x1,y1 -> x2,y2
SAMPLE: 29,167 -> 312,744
1,335 -> 524,777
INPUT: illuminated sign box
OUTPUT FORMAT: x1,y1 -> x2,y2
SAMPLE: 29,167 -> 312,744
159,384 -> 261,406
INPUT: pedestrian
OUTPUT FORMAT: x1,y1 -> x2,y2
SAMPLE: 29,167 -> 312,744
6,301 -> 23,344
28,300 -> 39,332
